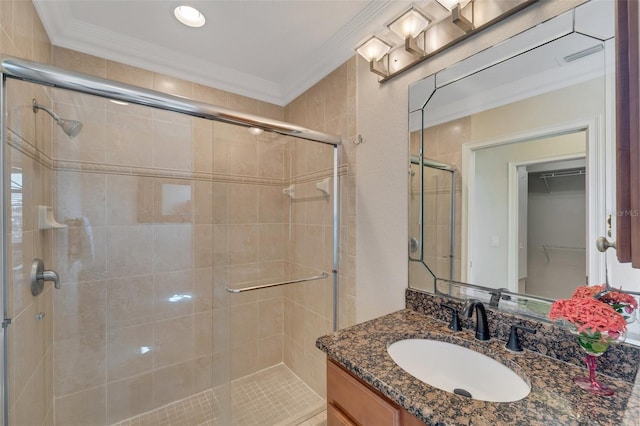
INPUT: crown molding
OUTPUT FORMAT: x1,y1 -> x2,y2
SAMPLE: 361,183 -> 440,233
33,0 -> 407,106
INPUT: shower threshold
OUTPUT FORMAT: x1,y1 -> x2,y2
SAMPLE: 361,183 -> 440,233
111,364 -> 325,426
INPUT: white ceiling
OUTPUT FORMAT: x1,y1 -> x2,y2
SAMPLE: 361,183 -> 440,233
33,0 -> 417,106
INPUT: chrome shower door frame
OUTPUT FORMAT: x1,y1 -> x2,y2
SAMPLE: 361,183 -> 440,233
0,57 -> 342,426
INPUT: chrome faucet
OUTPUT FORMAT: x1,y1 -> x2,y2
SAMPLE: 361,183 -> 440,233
463,299 -> 490,341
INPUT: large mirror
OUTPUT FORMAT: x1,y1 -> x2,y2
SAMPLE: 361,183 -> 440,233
408,1 -> 614,311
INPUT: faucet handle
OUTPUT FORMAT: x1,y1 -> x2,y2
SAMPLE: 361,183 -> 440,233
505,324 -> 537,352
440,304 -> 462,332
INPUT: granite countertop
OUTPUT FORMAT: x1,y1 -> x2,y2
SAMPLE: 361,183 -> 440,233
316,309 -> 640,426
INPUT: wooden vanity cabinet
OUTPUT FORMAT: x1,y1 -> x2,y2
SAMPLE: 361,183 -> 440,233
327,359 -> 425,426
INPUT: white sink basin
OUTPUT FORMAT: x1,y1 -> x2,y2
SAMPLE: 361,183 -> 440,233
387,339 -> 530,402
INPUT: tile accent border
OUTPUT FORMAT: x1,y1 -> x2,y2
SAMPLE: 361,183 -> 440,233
8,129 -> 348,185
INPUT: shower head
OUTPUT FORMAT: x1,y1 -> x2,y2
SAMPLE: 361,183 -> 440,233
32,98 -> 83,138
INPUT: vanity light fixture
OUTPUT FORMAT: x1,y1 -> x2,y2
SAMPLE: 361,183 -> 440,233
388,7 -> 431,58
355,35 -> 393,77
174,5 -> 206,28
435,0 -> 472,11
356,0 -> 538,82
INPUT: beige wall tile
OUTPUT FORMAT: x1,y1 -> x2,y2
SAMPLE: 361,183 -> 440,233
106,226 -> 154,278
106,275 -> 154,329
106,110 -> 153,167
153,224 -> 193,272
193,118 -> 214,173
258,141 -> 285,179
106,323 -> 154,381
54,334 -> 106,396
195,311 -> 213,357
193,355 -> 214,393
193,224 -> 214,268
212,307 -> 229,351
153,361 -> 194,407
153,269 -> 194,320
229,302 -> 257,348
55,386 -> 106,426
258,186 -> 285,224
193,84 -> 227,106
152,119 -> 192,170
193,268 -> 214,312
10,302 -> 41,405
228,224 -> 257,265
53,46 -> 106,78
12,0 -> 33,60
257,334 -> 283,370
230,340 -> 257,379
228,183 -> 258,224
194,180 -> 215,225
54,281 -> 106,341
258,298 -> 283,339
154,316 -> 194,368
107,373 -> 154,424
0,0 -> 13,40
257,224 -> 285,262
229,137 -> 259,176
153,73 -> 193,98
55,171 -> 106,227
227,93 -> 258,115
107,61 -> 154,89
106,175 -> 154,225
212,266 -> 230,309
324,64 -> 348,123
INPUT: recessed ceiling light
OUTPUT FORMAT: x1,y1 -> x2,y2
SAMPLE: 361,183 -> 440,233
174,5 -> 206,28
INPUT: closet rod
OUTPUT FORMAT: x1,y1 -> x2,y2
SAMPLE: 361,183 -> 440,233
538,169 -> 585,180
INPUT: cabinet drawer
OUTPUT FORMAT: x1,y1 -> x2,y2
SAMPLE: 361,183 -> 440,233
327,359 -> 401,426
327,402 -> 357,426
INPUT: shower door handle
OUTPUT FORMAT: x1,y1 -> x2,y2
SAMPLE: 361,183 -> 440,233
30,258 -> 60,296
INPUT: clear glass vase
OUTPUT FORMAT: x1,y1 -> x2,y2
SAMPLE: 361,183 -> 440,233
567,325 -> 625,396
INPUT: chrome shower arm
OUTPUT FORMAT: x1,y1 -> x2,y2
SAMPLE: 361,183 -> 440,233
32,99 -> 60,122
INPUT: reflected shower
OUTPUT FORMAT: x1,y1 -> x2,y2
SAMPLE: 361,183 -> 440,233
32,98 -> 83,138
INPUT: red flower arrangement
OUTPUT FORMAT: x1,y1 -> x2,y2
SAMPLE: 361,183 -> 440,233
549,284 -> 638,336
549,297 -> 627,335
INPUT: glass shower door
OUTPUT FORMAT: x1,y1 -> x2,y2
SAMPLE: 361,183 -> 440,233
3,77 -> 226,426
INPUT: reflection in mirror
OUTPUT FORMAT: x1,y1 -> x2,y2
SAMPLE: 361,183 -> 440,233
409,154 -> 456,284
408,2 -> 614,318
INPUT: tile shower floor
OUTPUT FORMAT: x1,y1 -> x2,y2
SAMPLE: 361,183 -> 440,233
112,364 -> 326,426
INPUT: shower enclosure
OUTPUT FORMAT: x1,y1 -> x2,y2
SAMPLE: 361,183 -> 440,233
0,58 -> 340,426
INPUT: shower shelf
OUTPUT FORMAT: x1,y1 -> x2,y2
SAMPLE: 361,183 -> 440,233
225,272 -> 329,293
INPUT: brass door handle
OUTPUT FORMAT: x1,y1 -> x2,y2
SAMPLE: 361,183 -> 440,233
596,236 -> 616,253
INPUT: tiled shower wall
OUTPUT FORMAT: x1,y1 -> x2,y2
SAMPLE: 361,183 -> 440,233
1,2 -> 357,424
284,58 -> 357,396
46,45 -> 305,424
